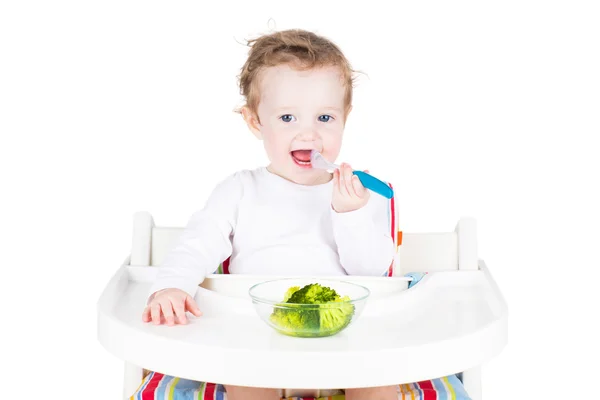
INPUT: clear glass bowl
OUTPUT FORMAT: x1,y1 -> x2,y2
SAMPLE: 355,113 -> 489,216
248,278 -> 370,338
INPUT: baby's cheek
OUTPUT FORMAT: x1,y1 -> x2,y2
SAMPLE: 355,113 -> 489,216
262,136 -> 284,160
323,148 -> 341,164
324,136 -> 343,158
273,141 -> 291,161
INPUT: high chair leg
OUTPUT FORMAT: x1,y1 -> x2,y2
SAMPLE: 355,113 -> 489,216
123,362 -> 143,399
456,218 -> 483,399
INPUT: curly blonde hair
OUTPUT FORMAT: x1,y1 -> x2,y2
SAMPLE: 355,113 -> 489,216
236,29 -> 357,117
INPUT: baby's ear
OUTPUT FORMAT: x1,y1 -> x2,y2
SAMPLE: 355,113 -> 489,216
241,106 -> 262,140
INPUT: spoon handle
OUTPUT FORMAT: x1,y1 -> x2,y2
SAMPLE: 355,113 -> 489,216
352,171 -> 394,199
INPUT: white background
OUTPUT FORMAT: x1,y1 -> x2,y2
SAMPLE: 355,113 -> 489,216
1,1 -> 599,398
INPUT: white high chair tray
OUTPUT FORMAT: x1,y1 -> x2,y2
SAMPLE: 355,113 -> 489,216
97,262 -> 507,390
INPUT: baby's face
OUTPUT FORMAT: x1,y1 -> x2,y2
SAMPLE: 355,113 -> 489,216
253,64 -> 348,185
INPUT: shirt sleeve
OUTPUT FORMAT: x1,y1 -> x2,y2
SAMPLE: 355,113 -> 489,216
147,173 -> 243,300
330,193 -> 395,276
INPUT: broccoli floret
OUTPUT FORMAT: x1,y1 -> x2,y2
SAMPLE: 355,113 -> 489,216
319,296 -> 354,333
286,283 -> 339,304
270,303 -> 320,333
282,286 -> 301,302
269,283 -> 355,337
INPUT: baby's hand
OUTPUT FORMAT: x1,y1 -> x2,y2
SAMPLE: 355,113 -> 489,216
142,288 -> 203,326
331,163 -> 370,213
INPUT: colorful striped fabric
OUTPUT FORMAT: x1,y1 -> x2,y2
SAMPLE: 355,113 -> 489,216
398,375 -> 471,400
131,372 -> 471,400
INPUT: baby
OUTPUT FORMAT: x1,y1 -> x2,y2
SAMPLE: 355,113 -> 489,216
142,29 -> 398,400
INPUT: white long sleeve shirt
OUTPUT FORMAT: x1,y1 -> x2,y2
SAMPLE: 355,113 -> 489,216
149,167 -> 395,298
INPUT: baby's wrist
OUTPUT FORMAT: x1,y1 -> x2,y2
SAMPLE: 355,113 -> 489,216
332,204 -> 360,213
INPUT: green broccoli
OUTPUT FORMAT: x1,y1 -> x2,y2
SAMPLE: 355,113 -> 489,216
269,283 -> 355,337
318,296 -> 354,332
286,283 -> 339,304
282,286 -> 300,302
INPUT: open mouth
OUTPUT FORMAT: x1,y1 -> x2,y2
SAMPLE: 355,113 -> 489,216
290,150 -> 313,168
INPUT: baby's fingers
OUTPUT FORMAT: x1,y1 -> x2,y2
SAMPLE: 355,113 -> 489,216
352,175 -> 367,198
333,168 -> 339,189
142,306 -> 151,322
332,169 -> 345,198
344,164 -> 358,195
185,296 -> 203,317
150,302 -> 162,325
338,164 -> 352,196
161,300 -> 176,326
169,298 -> 186,325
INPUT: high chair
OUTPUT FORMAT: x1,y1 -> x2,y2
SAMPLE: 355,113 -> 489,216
97,210 -> 507,400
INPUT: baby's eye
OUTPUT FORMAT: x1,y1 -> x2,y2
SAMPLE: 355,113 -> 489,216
318,115 -> 333,122
280,114 -> 296,123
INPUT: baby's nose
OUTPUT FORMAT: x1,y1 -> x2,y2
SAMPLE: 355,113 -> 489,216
296,126 -> 320,140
